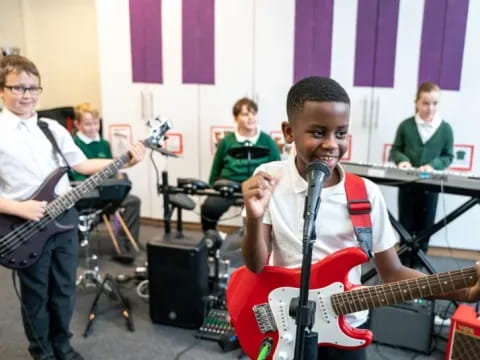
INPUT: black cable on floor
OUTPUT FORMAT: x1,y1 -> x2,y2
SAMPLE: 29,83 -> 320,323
173,339 -> 201,360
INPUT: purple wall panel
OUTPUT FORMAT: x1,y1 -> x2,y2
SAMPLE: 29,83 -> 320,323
354,0 -> 378,86
293,0 -> 334,83
418,0 -> 447,86
129,0 -> 163,83
182,0 -> 215,84
354,0 -> 399,87
440,0 -> 469,90
374,0 -> 399,87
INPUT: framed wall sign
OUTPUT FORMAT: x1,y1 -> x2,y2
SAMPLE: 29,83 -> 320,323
108,124 -> 132,157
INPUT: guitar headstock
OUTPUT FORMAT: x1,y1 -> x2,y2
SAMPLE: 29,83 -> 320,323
145,117 -> 172,149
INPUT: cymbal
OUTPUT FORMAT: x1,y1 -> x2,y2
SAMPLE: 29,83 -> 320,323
227,145 -> 270,159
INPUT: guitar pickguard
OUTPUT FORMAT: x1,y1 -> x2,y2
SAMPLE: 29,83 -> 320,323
269,283 -> 366,360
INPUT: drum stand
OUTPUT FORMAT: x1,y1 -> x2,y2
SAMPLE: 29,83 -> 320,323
76,209 -> 105,289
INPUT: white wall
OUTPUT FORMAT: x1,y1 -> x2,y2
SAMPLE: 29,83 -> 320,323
2,0 -> 480,250
0,0 -> 25,53
1,0 -> 101,111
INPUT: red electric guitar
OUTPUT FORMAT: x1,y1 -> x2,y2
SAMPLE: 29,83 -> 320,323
227,247 -> 478,360
0,119 -> 171,270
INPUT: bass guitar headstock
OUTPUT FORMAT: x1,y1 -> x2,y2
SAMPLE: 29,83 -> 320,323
145,116 -> 173,149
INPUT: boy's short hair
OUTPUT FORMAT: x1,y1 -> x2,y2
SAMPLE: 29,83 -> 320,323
74,102 -> 99,122
0,55 -> 41,87
232,97 -> 258,117
286,76 -> 350,122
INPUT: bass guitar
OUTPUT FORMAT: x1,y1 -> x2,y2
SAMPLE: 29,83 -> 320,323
226,247 -> 477,360
0,119 -> 171,269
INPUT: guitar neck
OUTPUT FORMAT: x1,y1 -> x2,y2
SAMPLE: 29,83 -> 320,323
332,267 -> 477,315
46,152 -> 131,218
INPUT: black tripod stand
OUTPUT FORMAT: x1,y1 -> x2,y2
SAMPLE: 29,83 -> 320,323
83,274 -> 134,337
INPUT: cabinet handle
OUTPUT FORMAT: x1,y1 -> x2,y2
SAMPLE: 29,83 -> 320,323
150,90 -> 154,122
141,90 -> 145,121
374,96 -> 380,129
362,96 -> 368,128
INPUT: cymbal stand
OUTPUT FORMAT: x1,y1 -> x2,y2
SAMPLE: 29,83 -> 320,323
76,209 -> 105,289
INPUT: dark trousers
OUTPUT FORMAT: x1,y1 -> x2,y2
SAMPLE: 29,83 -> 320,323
398,186 -> 438,253
117,194 -> 141,253
18,208 -> 79,360
201,196 -> 237,232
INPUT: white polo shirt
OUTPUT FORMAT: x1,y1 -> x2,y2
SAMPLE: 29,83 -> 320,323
0,108 -> 86,201
254,156 -> 397,326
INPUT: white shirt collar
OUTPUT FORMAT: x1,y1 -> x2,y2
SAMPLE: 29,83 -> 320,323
234,127 -> 260,144
76,131 -> 100,144
289,155 -> 345,194
415,113 -> 441,128
2,107 -> 38,130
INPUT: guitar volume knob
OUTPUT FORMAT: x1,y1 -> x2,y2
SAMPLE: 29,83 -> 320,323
282,332 -> 293,344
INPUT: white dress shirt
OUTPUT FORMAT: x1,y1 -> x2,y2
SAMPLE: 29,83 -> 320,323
251,156 -> 398,326
415,113 -> 442,144
0,108 -> 86,200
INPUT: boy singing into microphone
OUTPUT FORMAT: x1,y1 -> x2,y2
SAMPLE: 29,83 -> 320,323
240,76 -> 480,359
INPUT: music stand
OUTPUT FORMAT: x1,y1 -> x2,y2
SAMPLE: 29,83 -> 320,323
74,179 -> 137,336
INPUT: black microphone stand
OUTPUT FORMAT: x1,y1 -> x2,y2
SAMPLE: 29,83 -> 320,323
293,208 -> 320,359
293,161 -> 329,360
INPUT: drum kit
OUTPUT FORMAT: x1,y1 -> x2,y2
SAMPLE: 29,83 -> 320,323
153,143 -> 271,297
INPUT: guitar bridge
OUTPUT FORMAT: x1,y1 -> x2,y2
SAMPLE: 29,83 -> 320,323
253,303 -> 277,333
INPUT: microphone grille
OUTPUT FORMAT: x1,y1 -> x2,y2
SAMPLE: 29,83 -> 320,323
306,160 -> 330,178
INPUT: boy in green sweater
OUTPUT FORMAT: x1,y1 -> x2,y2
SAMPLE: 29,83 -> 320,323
70,103 -> 141,259
201,98 -> 281,231
390,82 -> 454,259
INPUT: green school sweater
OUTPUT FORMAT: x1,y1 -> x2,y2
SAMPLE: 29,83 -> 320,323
390,117 -> 454,170
69,135 -> 113,181
209,131 -> 281,184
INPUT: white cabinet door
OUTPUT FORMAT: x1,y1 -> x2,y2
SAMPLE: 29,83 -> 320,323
196,0 -> 255,226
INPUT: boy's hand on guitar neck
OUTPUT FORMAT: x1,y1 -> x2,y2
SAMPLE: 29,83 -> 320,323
125,141 -> 146,168
17,200 -> 47,221
242,171 -> 280,220
466,262 -> 480,302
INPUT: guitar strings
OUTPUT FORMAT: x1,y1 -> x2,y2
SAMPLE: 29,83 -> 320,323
0,161 -> 121,257
0,134 -> 161,261
332,268 -> 477,314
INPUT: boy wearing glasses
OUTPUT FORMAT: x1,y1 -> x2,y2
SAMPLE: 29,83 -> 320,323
0,55 -> 146,360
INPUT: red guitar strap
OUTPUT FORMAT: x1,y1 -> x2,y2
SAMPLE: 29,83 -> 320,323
345,172 -> 373,258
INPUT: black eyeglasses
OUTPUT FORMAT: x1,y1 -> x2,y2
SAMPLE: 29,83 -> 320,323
3,85 -> 43,95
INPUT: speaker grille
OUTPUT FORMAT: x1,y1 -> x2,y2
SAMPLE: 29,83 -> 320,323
451,331 -> 480,360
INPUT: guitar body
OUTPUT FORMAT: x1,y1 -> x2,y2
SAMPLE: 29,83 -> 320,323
0,118 -> 171,271
227,247 -> 372,360
0,168 -> 73,269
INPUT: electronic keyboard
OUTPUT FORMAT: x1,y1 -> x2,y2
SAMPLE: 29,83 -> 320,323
341,162 -> 480,197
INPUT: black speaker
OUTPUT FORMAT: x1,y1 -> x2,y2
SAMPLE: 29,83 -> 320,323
369,299 -> 434,354
147,235 -> 208,329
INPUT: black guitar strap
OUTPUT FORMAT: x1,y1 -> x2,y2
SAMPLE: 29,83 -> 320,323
37,119 -> 72,170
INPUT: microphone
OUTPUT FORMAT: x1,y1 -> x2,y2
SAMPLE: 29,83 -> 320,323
303,160 -> 330,240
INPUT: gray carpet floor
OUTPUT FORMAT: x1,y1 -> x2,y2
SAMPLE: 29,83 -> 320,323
0,223 -> 476,359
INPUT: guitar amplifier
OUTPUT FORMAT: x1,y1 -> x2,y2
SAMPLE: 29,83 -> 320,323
446,304 -> 480,360
147,235 -> 208,329
369,299 -> 434,354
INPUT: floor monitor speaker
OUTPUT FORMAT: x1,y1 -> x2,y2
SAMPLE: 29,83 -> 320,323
148,235 -> 208,329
